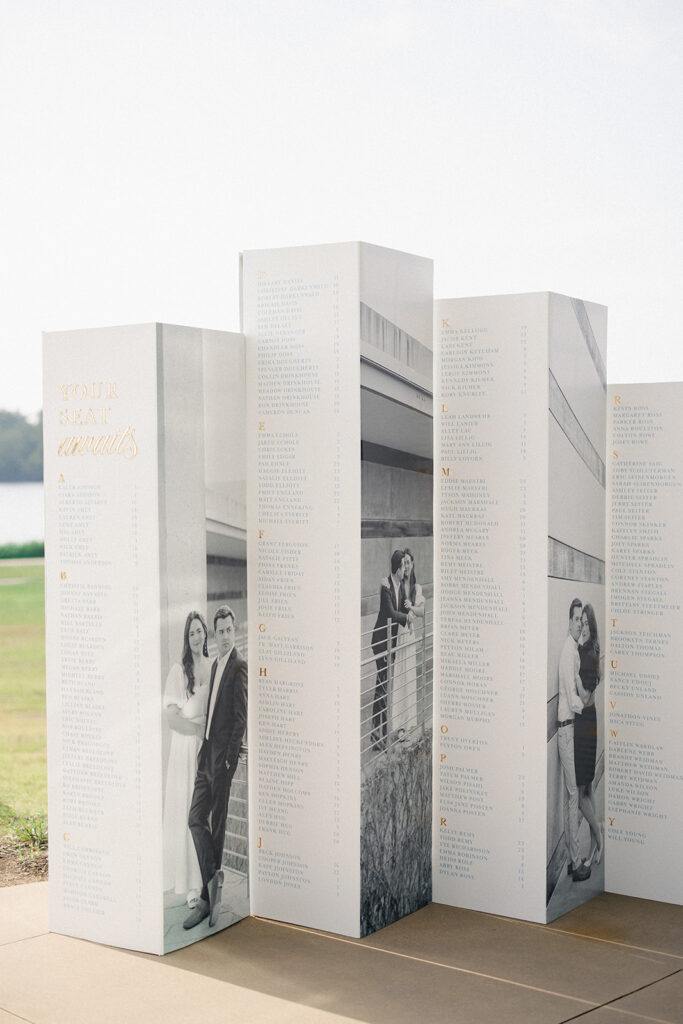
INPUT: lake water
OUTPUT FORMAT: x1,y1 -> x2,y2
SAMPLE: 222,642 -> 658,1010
0,482 -> 44,543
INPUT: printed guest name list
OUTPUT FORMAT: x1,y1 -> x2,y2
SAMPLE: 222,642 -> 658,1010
607,383 -> 683,905
243,247 -> 360,935
43,326 -> 162,950
434,297 -> 547,922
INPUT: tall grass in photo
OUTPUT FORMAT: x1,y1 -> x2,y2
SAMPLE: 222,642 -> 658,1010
360,732 -> 432,936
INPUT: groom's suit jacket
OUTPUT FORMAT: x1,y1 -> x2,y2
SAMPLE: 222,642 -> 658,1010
200,647 -> 248,777
371,576 -> 409,657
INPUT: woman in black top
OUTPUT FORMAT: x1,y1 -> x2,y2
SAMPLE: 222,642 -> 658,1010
575,603 -> 603,866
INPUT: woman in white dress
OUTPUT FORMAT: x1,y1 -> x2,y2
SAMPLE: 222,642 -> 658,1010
391,550 -> 425,742
162,611 -> 211,906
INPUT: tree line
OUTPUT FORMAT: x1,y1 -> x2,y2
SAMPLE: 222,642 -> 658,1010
0,410 -> 43,482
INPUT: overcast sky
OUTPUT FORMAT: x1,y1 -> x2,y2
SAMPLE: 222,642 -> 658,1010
2,0 -> 681,417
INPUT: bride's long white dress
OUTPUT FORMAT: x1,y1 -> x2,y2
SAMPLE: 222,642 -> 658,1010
162,664 -> 209,897
391,584 -> 424,737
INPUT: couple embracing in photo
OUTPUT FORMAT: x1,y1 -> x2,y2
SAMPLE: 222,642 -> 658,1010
557,597 -> 603,882
370,548 -> 425,752
163,605 -> 247,929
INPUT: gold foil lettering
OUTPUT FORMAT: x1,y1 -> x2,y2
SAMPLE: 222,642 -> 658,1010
440,817 -> 447,827
259,667 -> 267,677
59,381 -> 118,402
60,406 -> 112,426
442,467 -> 450,477
56,426 -> 138,460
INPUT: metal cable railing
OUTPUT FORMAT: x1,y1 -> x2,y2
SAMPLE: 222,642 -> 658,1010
222,744 -> 248,877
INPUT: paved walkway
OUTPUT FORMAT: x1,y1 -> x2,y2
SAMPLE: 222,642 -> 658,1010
0,882 -> 681,1023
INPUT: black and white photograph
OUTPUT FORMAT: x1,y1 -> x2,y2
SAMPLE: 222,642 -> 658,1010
545,296 -> 607,920
160,329 -> 249,952
358,249 -> 434,935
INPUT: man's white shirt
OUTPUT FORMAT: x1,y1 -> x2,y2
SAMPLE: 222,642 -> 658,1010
391,574 -> 401,609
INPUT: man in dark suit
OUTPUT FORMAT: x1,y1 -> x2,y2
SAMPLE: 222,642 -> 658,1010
370,550 -> 414,750
184,605 -> 248,929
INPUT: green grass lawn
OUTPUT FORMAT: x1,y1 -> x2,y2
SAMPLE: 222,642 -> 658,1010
0,563 -> 46,819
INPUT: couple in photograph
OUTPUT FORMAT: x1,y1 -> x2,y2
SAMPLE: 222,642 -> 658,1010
370,548 -> 425,751
557,597 -> 603,882
163,605 -> 247,929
